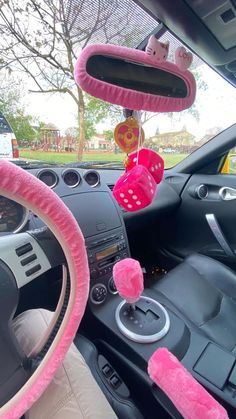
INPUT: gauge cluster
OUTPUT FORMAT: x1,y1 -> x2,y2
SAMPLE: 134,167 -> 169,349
0,196 -> 29,233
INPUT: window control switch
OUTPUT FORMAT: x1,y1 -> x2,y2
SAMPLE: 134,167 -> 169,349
102,364 -> 113,378
110,374 -> 121,389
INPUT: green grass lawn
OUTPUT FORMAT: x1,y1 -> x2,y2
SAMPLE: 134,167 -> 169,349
20,150 -> 187,168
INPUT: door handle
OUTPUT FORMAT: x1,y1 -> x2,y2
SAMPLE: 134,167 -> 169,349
205,214 -> 235,257
219,187 -> 236,201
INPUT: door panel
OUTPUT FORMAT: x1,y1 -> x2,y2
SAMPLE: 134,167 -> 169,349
166,173 -> 236,270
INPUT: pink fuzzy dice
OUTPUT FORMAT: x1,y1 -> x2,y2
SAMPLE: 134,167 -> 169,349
127,148 -> 164,184
113,165 -> 157,212
113,258 -> 144,303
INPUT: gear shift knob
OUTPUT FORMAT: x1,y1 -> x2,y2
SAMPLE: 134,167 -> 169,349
113,258 -> 144,304
114,258 -> 170,343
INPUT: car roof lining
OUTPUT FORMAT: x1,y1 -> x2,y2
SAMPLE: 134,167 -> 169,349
134,0 -> 236,87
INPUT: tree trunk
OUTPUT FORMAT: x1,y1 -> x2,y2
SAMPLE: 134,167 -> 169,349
77,87 -> 85,161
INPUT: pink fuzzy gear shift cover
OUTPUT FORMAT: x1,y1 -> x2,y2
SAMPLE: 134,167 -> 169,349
113,258 -> 144,303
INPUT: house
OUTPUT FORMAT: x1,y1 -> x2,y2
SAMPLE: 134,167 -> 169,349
148,130 -> 195,153
87,134 -> 112,151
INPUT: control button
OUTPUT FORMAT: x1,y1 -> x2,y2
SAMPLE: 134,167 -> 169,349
122,252 -> 128,258
20,254 -> 37,266
102,364 -> 113,378
118,242 -> 126,251
25,264 -> 41,277
90,284 -> 107,304
90,268 -> 98,280
110,374 -> 121,389
108,277 -> 118,294
16,243 -> 33,256
88,253 -> 94,263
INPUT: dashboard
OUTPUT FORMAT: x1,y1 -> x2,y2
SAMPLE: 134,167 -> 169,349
0,165 -> 181,235
0,167 -> 122,235
0,165 -> 180,305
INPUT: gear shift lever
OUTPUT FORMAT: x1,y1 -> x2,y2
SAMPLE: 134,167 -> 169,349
113,258 -> 170,343
113,258 -> 144,309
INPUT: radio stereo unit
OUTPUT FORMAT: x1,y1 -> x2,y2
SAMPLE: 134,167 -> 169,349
86,229 -> 130,304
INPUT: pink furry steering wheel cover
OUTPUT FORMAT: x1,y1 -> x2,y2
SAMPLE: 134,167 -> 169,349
0,160 -> 89,419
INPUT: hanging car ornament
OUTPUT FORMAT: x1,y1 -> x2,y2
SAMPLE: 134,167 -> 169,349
112,114 -> 164,212
114,115 -> 145,154
74,35 -> 196,212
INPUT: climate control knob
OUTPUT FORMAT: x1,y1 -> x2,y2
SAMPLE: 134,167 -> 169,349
90,284 -> 107,304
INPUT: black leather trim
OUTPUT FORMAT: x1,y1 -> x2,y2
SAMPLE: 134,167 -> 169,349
153,253 -> 236,352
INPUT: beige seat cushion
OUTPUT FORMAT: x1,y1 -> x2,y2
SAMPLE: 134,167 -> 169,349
13,309 -> 117,419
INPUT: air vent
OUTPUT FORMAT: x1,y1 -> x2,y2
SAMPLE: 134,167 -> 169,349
196,184 -> 208,199
221,8 -> 235,23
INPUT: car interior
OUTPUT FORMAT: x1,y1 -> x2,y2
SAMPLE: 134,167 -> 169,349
1,0 -> 236,418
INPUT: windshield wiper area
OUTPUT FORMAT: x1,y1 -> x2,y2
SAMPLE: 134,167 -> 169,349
66,161 -> 124,170
10,159 -> 62,169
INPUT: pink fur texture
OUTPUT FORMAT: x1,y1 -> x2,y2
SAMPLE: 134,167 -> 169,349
148,348 -> 228,419
113,258 -> 144,303
74,44 -> 196,113
113,165 -> 157,212
127,148 -> 164,185
0,160 -> 89,419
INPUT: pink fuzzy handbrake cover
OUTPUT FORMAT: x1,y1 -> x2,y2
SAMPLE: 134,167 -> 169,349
148,348 -> 228,419
0,160 -> 89,419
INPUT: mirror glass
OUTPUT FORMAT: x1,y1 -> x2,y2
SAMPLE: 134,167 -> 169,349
86,55 -> 188,98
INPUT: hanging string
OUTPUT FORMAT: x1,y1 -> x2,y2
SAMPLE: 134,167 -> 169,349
136,111 -> 143,166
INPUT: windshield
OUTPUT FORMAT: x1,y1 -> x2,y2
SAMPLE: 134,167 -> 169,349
0,0 -> 235,169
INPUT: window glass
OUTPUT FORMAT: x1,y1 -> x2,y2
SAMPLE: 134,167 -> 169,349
0,0 -> 235,168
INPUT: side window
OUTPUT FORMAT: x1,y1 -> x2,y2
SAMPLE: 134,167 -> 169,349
221,148 -> 236,174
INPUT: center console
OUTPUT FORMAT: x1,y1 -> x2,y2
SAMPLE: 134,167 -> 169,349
30,169 -> 234,417
86,228 -> 129,304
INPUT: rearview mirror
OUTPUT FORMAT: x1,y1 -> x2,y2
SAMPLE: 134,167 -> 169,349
74,43 -> 196,113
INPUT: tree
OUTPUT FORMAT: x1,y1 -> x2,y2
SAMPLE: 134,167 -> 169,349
0,74 -> 23,117
103,129 -> 114,142
0,73 -> 40,144
0,0 -> 146,160
8,113 -> 37,144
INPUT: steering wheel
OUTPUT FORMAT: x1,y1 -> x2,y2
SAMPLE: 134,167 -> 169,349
0,160 -> 89,419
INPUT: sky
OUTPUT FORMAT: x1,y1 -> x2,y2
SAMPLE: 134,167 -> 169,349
26,62 -> 236,141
